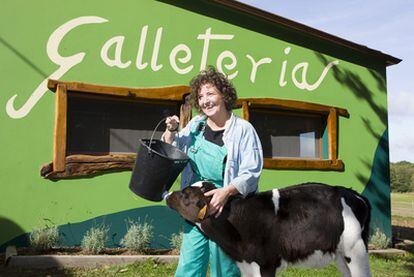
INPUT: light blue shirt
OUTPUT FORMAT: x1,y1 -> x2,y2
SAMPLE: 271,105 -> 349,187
170,113 -> 263,196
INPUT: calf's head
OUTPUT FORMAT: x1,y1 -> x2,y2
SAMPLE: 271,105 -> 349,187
166,181 -> 216,223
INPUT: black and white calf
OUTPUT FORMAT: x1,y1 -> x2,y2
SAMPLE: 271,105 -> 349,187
166,182 -> 371,277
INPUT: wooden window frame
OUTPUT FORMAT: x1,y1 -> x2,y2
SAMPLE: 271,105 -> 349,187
41,79 -> 191,179
235,98 -> 349,171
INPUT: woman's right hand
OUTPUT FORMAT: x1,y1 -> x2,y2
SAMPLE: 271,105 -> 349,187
165,115 -> 180,132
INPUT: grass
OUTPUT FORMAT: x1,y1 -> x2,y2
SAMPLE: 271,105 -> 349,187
280,253 -> 414,277
391,192 -> 414,218
1,254 -> 413,276
70,259 -> 177,277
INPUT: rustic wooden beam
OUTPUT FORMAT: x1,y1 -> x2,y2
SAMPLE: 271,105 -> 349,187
66,154 -> 136,163
41,154 -> 136,179
328,108 -> 338,161
242,100 -> 249,121
53,84 -> 67,172
48,79 -> 190,101
68,91 -> 181,106
42,162 -> 133,179
244,98 -> 349,118
180,94 -> 192,130
234,99 -> 243,109
264,158 -> 344,171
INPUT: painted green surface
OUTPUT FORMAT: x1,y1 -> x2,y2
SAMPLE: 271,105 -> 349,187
1,206 -> 183,251
362,130 -> 392,238
0,0 -> 391,247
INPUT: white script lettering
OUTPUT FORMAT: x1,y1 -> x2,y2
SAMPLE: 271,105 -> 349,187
101,36 -> 131,68
169,44 -> 193,74
5,18 -> 339,119
217,50 -> 238,80
197,28 -> 234,71
246,54 -> 272,83
292,60 -> 339,91
6,16 -> 108,119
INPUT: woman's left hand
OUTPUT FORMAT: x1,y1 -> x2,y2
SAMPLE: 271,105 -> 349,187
204,185 -> 238,218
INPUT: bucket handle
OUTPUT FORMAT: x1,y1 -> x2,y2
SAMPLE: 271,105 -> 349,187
148,116 -> 180,152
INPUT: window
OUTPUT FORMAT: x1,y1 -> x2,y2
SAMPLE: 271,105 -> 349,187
250,109 -> 327,159
66,94 -> 179,155
41,80 -> 191,179
237,98 -> 348,171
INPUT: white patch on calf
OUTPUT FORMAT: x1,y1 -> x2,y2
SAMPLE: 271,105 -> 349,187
236,260 -> 261,277
290,250 -> 335,268
272,189 -> 280,214
191,181 -> 204,187
340,198 -> 363,252
339,198 -> 372,277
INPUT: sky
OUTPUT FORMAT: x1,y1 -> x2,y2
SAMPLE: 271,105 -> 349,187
238,0 -> 414,163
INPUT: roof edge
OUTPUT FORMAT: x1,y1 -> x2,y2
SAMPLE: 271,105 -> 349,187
211,0 -> 401,66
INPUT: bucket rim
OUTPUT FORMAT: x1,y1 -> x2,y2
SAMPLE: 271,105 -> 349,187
139,139 -> 189,162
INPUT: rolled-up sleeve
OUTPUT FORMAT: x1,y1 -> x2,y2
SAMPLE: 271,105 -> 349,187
229,125 -> 263,196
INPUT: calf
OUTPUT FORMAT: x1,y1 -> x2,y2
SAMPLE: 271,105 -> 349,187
166,181 -> 371,277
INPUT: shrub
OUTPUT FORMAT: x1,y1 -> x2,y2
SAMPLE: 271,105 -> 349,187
29,225 -> 60,251
169,231 -> 183,254
81,224 -> 109,254
369,228 -> 391,249
120,219 -> 153,253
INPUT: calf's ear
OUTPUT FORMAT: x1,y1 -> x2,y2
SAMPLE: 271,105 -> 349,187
200,182 -> 217,193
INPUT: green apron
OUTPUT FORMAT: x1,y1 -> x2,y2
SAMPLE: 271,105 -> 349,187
175,121 -> 240,277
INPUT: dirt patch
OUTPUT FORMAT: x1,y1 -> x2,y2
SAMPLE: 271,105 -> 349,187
393,217 -> 414,241
392,217 -> 414,254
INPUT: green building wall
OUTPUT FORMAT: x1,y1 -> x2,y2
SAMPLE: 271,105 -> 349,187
0,0 -> 392,249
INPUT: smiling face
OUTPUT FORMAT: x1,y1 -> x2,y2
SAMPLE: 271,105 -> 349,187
198,83 -> 228,119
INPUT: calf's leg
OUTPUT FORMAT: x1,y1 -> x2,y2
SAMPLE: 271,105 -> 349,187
335,254 -> 351,277
346,238 -> 371,277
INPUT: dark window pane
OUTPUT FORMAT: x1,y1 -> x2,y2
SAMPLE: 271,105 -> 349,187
250,109 -> 327,158
67,94 -> 179,155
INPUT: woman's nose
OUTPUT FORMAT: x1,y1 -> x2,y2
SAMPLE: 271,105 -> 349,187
200,96 -> 208,106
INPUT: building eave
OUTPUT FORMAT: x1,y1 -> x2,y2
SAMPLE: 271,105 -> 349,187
211,0 -> 401,66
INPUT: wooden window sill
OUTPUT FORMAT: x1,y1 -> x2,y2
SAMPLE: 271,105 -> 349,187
41,154 -> 136,179
264,158 -> 344,171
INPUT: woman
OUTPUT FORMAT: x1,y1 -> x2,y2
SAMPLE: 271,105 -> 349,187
163,66 -> 263,277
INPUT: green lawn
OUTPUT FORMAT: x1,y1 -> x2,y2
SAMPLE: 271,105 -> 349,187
2,254 -> 413,277
391,192 -> 414,218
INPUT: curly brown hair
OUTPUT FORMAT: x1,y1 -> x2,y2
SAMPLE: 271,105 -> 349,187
189,66 -> 237,113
